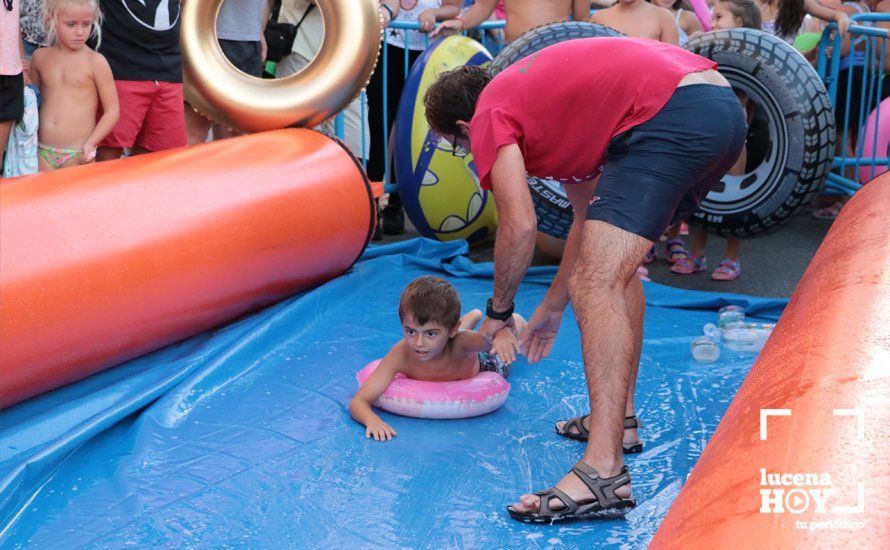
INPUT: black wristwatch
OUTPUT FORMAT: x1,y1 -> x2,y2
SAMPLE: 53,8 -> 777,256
486,298 -> 514,321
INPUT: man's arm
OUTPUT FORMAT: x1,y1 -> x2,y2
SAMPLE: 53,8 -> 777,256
489,144 -> 537,314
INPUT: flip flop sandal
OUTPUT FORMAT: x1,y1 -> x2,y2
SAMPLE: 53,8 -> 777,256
711,259 -> 741,281
555,415 -> 644,453
506,462 -> 636,523
664,238 -> 691,264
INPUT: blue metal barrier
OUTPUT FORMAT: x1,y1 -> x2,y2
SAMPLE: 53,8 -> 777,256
334,20 -> 506,191
817,14 -> 890,195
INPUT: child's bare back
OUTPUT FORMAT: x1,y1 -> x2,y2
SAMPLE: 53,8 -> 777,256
591,0 -> 680,44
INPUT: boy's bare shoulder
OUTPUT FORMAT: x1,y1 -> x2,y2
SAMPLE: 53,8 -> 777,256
386,339 -> 414,372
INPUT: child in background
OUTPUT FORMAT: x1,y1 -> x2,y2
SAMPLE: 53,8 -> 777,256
673,0 -> 761,281
591,0 -> 680,44
30,0 -> 118,170
350,276 -> 526,441
596,0 -> 692,266
648,0 -> 703,45
760,0 -> 850,42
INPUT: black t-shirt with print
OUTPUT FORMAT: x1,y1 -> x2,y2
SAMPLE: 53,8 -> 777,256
98,0 -> 182,82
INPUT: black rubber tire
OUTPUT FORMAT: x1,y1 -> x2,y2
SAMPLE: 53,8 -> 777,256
491,22 -> 624,239
491,26 -> 835,239
684,29 -> 834,237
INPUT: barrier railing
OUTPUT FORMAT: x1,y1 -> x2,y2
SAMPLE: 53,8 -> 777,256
348,17 -> 889,199
335,20 -> 507,192
817,14 -> 890,195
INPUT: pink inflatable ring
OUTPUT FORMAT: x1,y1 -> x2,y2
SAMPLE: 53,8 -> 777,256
356,359 -> 511,419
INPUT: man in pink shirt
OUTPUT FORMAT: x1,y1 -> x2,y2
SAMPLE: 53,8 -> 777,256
424,37 -> 745,522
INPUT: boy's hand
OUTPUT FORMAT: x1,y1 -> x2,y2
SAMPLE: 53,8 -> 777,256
492,328 -> 519,365
365,418 -> 397,441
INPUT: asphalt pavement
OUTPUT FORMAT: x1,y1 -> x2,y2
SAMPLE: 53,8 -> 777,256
378,210 -> 835,299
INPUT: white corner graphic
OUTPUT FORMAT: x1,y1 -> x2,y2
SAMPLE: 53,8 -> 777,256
832,409 -> 864,440
760,409 -> 792,440
833,483 -> 866,514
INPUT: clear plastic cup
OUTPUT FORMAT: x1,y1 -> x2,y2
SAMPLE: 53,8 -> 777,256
691,336 -> 721,362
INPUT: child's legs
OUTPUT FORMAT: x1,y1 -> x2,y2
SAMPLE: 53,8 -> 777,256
0,121 -> 12,164
459,309 -> 483,330
725,237 -> 740,260
185,105 -> 213,145
691,225 -> 708,256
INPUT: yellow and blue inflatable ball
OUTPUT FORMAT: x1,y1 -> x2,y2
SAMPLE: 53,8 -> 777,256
394,35 -> 498,244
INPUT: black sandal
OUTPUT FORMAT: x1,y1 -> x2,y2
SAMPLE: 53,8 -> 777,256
554,415 -> 644,454
506,462 -> 636,523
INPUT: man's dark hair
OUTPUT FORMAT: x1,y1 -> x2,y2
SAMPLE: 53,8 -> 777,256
423,65 -> 492,137
398,276 -> 461,329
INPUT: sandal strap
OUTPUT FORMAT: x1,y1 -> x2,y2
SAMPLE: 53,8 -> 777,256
533,486 -> 580,516
559,415 -> 590,438
571,462 -> 632,507
624,415 -> 642,429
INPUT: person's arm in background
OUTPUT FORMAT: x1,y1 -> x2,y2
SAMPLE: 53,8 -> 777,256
430,0 -> 497,38
418,0 -> 460,33
804,0 -> 850,36
20,34 -> 30,85
590,0 -> 616,8
573,0 -> 592,21
260,0 -> 274,61
379,0 -> 400,27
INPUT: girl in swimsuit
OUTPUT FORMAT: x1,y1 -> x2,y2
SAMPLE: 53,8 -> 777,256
30,0 -> 118,171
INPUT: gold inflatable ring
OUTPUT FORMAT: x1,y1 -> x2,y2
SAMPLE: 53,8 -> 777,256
182,0 -> 382,132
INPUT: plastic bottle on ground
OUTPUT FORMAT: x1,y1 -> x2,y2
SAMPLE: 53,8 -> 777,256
691,336 -> 721,362
717,305 -> 746,328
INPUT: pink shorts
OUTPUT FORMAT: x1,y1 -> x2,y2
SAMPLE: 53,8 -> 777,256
100,80 -> 186,152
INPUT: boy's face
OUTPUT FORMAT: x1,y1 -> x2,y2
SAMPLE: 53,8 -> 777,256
401,314 -> 459,362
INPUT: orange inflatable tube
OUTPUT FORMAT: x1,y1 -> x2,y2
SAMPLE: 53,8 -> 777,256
0,129 -> 374,409
652,176 -> 890,547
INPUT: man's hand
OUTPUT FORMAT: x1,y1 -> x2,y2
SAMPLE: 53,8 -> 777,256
519,305 -> 563,363
479,315 -> 512,342
365,418 -> 397,441
429,19 -> 462,39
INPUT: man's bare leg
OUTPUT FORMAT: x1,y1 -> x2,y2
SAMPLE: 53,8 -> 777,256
512,220 -> 651,511
555,182 -> 644,448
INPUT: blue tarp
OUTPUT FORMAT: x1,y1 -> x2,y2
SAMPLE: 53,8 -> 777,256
0,239 -> 786,548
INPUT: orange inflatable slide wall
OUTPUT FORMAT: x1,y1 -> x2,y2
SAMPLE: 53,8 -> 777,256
652,175 -> 890,547
0,129 -> 375,409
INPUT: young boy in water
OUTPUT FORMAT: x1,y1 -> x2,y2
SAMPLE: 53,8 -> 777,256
349,275 -> 526,441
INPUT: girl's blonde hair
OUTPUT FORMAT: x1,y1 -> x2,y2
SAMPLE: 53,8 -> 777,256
44,0 -> 103,49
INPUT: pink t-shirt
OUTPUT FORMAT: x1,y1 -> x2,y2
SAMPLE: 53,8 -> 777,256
1,0 -> 23,76
469,38 -> 717,189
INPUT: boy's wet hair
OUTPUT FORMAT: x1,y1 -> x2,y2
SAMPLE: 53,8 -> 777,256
423,65 -> 492,137
398,276 -> 461,329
